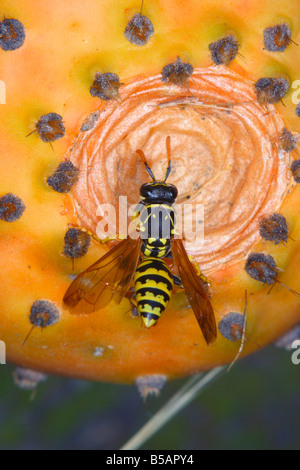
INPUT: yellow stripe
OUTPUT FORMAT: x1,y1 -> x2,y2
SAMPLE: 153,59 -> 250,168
135,279 -> 172,297
143,317 -> 158,328
138,304 -> 162,315
138,266 -> 172,280
148,238 -> 168,245
135,260 -> 173,281
136,291 -> 168,308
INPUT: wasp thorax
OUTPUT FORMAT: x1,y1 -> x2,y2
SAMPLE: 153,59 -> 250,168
140,182 -> 178,204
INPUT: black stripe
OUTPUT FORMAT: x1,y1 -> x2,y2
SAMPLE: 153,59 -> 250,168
142,246 -> 168,257
135,274 -> 173,291
140,205 -> 175,240
136,259 -> 171,275
138,299 -> 164,310
136,286 -> 170,302
141,312 -> 160,321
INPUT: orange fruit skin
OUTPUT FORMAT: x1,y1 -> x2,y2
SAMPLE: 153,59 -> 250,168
0,0 -> 300,384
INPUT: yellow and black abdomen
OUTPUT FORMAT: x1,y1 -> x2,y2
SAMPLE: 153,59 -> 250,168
134,257 -> 174,328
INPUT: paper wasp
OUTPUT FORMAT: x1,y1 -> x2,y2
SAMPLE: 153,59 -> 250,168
63,137 -> 217,345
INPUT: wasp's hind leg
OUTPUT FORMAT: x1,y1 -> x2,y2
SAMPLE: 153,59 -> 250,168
130,298 -> 140,319
123,289 -> 140,320
165,252 -> 184,289
121,289 -> 142,325
173,274 -> 184,288
188,254 -> 212,297
129,296 -> 145,328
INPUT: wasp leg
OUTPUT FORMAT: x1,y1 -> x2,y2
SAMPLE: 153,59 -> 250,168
67,222 -> 129,245
172,274 -> 185,296
123,289 -> 140,318
186,254 -> 212,297
66,223 -> 106,244
130,299 -> 140,319
99,233 -> 128,244
173,274 -> 183,287
129,295 -> 144,327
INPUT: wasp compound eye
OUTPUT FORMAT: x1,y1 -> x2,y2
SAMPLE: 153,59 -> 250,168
0,18 -> 26,51
0,193 -> 25,222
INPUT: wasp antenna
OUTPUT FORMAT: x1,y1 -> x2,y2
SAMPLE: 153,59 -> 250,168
136,149 -> 156,181
22,325 -> 35,347
164,136 -> 172,181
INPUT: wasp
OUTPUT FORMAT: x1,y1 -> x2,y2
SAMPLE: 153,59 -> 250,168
63,137 -> 217,345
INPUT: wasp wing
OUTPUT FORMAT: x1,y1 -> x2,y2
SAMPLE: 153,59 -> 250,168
171,238 -> 217,345
63,237 -> 141,314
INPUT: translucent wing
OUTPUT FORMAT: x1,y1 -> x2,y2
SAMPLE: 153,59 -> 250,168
171,238 -> 217,345
63,237 -> 141,314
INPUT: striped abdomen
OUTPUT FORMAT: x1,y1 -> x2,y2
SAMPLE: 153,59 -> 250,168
134,257 -> 174,328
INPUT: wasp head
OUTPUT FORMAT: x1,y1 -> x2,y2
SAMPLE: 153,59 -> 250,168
140,182 -> 178,204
